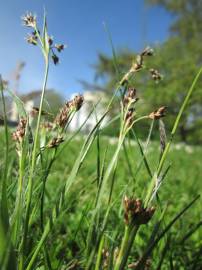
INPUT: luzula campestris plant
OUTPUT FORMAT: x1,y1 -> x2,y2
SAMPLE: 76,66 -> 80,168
7,9 -> 200,270
12,12 -> 83,270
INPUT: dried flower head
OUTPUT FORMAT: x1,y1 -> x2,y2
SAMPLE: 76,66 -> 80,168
123,87 -> 139,107
141,46 -> 154,57
55,44 -> 65,52
125,108 -> 135,128
54,95 -> 84,128
54,104 -> 70,128
150,68 -> 162,81
124,196 -> 155,225
48,36 -> 54,46
22,12 -> 37,28
120,46 -> 154,85
12,118 -> 27,143
70,95 -> 84,111
51,53 -> 59,65
26,33 -> 38,45
47,136 -> 64,148
149,106 -> 167,120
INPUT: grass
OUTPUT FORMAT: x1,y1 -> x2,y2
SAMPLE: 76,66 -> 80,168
0,11 -> 202,270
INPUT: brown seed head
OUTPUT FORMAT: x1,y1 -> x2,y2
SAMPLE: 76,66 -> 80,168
70,95 -> 84,111
123,87 -> 139,107
54,105 -> 70,128
125,108 -> 135,128
54,95 -> 84,128
149,106 -> 167,120
12,118 -> 27,143
124,196 -> 155,225
47,136 -> 64,148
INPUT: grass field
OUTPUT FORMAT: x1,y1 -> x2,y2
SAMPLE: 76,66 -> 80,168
1,130 -> 201,269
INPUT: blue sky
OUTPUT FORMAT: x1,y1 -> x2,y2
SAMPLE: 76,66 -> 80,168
0,0 -> 172,98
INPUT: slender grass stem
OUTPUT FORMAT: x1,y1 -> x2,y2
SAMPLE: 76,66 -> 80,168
144,66 -> 202,207
114,225 -> 139,270
0,76 -> 9,230
19,55 -> 49,270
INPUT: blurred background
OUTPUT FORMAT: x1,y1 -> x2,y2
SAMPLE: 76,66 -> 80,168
1,0 -> 202,143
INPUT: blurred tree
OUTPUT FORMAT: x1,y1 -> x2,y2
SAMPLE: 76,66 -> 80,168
90,0 -> 202,143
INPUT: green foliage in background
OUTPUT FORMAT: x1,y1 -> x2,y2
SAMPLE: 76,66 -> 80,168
91,0 -> 202,144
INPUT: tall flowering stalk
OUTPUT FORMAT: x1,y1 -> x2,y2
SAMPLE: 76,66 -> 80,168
19,12 -> 65,269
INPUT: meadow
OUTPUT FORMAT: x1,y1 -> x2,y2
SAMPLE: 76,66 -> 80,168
0,12 -> 202,270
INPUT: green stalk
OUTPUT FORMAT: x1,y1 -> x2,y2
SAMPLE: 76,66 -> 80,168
12,148 -> 25,246
95,235 -> 105,270
19,54 -> 49,270
144,66 -> 202,207
0,76 -> 9,230
114,225 -> 139,270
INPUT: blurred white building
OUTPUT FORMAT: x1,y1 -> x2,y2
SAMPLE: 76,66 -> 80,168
69,91 -> 110,132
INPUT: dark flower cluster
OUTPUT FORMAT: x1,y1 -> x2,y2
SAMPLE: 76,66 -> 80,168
123,196 -> 155,226
22,12 -> 66,65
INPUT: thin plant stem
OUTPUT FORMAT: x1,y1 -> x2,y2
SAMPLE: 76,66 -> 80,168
0,76 -> 9,230
114,225 -> 139,270
19,55 -> 49,270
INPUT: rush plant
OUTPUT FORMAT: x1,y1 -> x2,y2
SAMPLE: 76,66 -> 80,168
0,11 -> 201,270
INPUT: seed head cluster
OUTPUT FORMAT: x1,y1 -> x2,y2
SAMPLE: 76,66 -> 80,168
47,136 -> 64,148
149,106 -> 167,120
12,118 -> 27,143
124,196 -> 155,226
22,12 -> 66,65
123,87 -> 139,107
120,46 -> 153,85
150,68 -> 162,82
21,12 -> 37,28
54,95 -> 84,128
123,87 -> 139,128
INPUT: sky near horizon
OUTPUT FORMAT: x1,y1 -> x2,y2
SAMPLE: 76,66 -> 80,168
0,0 -> 172,98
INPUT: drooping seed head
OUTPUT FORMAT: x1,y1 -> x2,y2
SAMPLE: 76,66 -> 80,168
149,106 -> 167,120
